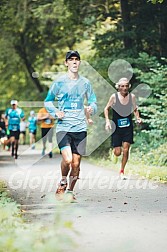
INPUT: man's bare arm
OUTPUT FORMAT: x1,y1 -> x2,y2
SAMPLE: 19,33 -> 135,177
132,94 -> 142,124
104,94 -> 115,130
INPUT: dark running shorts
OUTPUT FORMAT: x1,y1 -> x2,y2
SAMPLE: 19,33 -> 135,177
56,131 -> 87,156
41,127 -> 54,143
29,130 -> 36,135
20,131 -> 26,135
112,127 -> 134,147
10,130 -> 20,140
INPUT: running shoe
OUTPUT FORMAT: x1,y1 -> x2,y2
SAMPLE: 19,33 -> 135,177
119,171 -> 127,180
111,151 -> 118,164
64,190 -> 76,203
48,151 -> 52,158
31,144 -> 35,149
55,181 -> 67,200
41,148 -> 45,156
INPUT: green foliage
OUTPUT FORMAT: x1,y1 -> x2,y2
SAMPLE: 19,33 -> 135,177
133,52 -> 167,139
89,52 -> 167,167
0,180 -> 7,194
0,184 -> 76,252
129,52 -> 167,166
148,0 -> 164,3
94,0 -> 167,57
1,0 -> 167,104
88,153 -> 167,182
142,142 -> 166,166
0,0 -> 167,166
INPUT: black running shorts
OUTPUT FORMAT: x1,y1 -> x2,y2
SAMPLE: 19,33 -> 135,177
56,131 -> 87,156
112,127 -> 134,147
10,130 -> 20,140
29,129 -> 37,135
41,127 -> 54,143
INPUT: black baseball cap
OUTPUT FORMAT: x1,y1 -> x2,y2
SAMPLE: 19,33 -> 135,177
65,50 -> 80,60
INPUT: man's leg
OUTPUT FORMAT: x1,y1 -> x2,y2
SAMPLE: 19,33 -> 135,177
10,135 -> 15,156
32,133 -> 36,149
20,133 -> 23,145
69,153 -> 81,191
23,132 -> 26,145
15,139 -> 19,158
55,146 -> 72,197
29,132 -> 35,148
111,132 -> 121,163
120,142 -> 131,174
61,147 -> 72,183
14,131 -> 20,159
48,128 -> 53,158
41,128 -> 47,155
113,147 -> 122,157
111,146 -> 121,164
42,137 -> 46,152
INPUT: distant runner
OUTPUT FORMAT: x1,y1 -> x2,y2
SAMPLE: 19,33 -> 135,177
104,78 -> 142,179
37,107 -> 55,158
28,111 -> 37,149
20,118 -> 27,145
5,100 -> 25,159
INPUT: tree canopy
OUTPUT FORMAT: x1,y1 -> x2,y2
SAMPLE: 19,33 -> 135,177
0,0 -> 166,164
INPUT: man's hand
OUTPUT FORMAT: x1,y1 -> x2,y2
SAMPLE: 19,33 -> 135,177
48,114 -> 54,120
136,117 -> 142,124
86,106 -> 93,115
87,118 -> 94,125
56,111 -> 65,119
105,119 -> 111,131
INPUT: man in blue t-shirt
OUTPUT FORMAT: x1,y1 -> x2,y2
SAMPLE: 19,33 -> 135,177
5,100 -> 25,159
45,50 -> 97,201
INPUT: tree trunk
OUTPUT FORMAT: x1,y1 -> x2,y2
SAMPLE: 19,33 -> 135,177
15,33 -> 44,93
158,3 -> 167,57
22,54 -> 44,93
120,0 -> 133,49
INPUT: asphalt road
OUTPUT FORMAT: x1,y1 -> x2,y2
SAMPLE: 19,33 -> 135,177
0,145 -> 167,252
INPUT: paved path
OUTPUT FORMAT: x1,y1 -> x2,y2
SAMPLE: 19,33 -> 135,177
0,146 -> 167,252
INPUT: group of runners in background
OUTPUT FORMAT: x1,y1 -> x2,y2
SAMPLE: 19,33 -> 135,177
0,103 -> 54,159
0,50 -> 142,201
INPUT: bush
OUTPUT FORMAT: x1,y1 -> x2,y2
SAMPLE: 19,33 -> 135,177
0,183 -> 77,252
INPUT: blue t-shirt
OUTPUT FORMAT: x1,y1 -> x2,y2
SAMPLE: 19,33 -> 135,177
5,108 -> 25,131
28,116 -> 37,132
44,74 -> 97,132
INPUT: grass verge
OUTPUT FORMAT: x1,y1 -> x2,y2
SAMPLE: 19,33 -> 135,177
88,152 -> 167,183
0,180 -> 77,252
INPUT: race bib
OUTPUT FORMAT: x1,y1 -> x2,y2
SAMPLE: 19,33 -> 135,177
45,119 -> 52,124
11,125 -> 18,131
64,99 -> 82,111
117,118 -> 130,128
